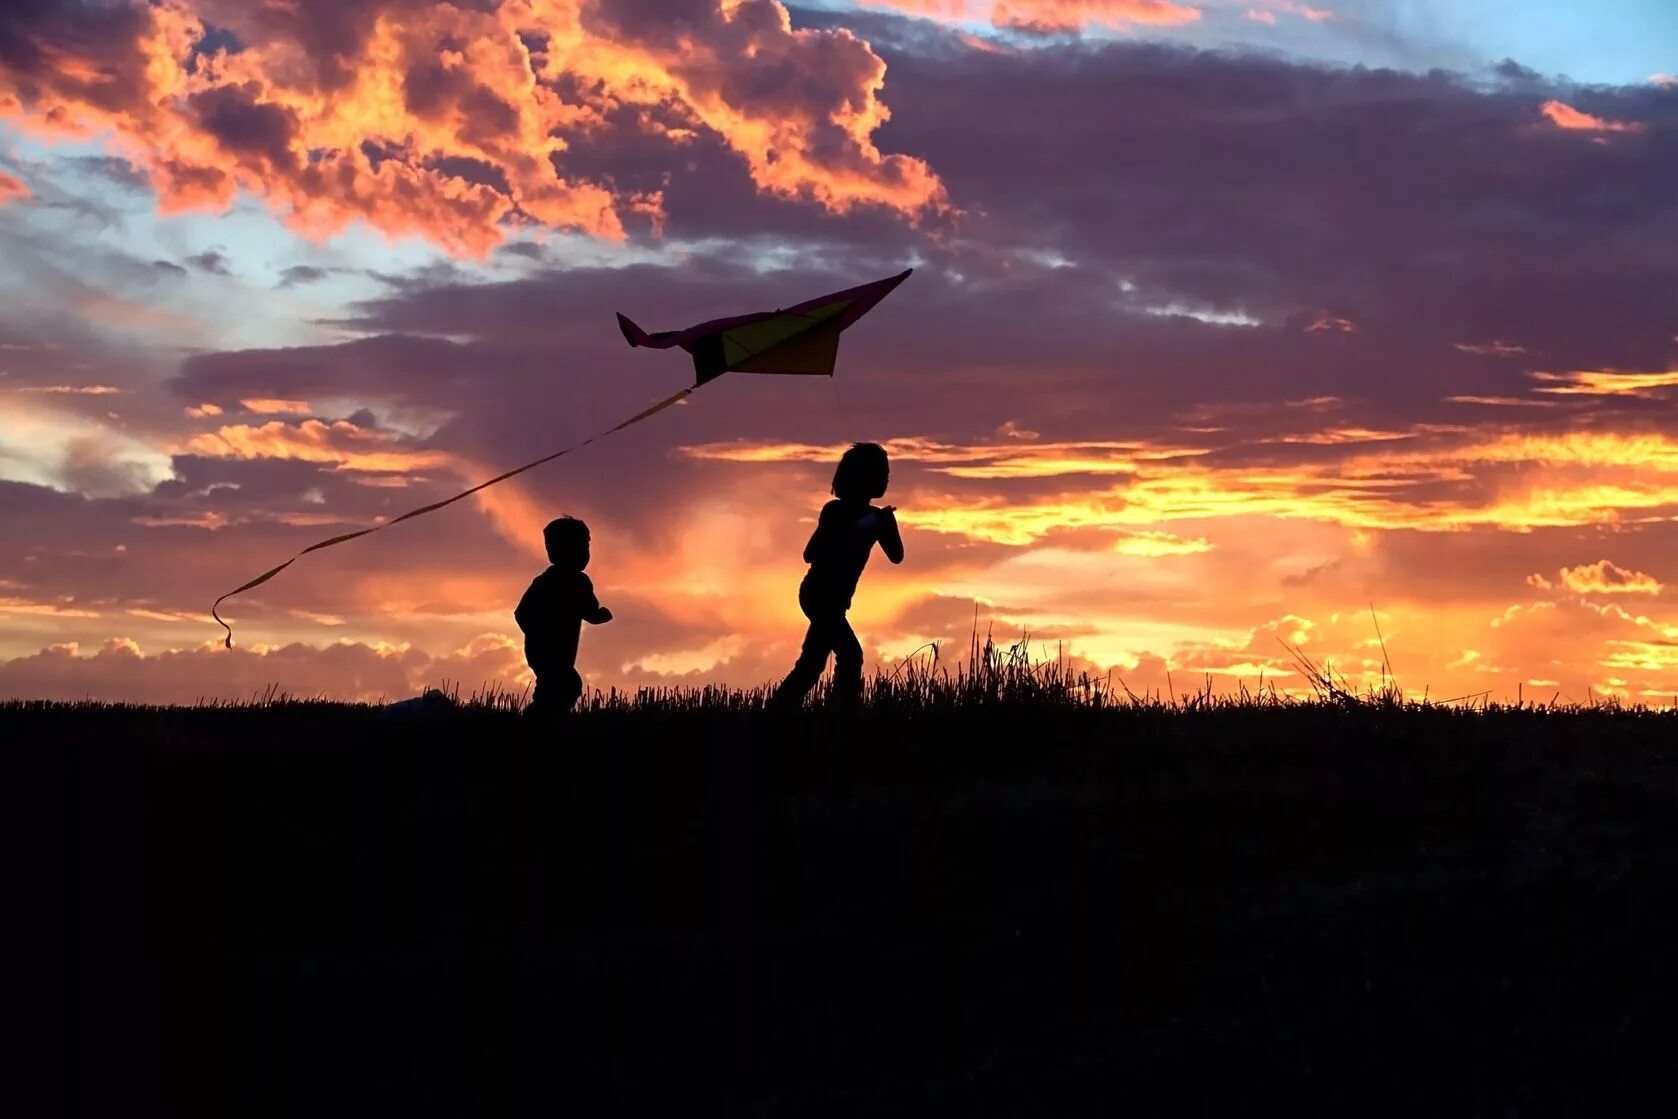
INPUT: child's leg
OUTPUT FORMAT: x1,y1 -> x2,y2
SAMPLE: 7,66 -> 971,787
773,619 -> 836,703
556,667 -> 584,713
830,616 -> 864,704
526,673 -> 547,722
526,667 -> 584,722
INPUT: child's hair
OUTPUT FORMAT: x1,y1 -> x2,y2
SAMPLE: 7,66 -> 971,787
831,442 -> 890,500
543,516 -> 590,560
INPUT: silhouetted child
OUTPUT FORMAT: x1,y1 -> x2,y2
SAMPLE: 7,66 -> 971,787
772,442 -> 904,707
516,516 -> 612,722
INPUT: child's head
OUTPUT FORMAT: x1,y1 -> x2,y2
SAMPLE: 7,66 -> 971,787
543,516 -> 591,569
831,442 -> 890,501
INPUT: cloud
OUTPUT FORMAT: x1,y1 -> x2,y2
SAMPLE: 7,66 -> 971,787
991,0 -> 1202,32
276,264 -> 333,287
238,398 -> 313,416
1244,1 -> 1328,22
1541,100 -> 1643,134
1113,530 -> 1211,556
0,633 -> 527,704
6,26 -> 1678,708
0,167 -> 29,202
1555,560 -> 1663,597
856,0 -> 1201,33
185,249 -> 231,274
1530,369 -> 1678,398
1454,341 -> 1529,358
7,384 -> 123,395
178,418 -> 456,474
0,0 -> 947,257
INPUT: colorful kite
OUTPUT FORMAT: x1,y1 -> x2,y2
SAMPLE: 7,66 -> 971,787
618,267 -> 913,384
210,268 -> 913,647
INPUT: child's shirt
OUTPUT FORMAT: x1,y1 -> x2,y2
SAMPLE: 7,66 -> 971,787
515,566 -> 601,674
802,498 -> 891,605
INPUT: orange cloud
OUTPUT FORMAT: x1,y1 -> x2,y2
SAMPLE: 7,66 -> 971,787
686,427 -> 1678,546
1541,100 -> 1643,134
0,168 -> 28,203
0,0 -> 946,257
1556,561 -> 1664,597
239,398 -> 312,415
1113,531 -> 1212,556
0,596 -> 101,619
179,419 -> 456,473
1531,369 -> 1678,397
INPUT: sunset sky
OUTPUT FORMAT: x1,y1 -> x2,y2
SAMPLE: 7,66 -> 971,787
2,0 -> 1676,705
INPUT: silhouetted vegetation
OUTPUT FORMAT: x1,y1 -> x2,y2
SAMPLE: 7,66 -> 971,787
10,640 -> 1678,1114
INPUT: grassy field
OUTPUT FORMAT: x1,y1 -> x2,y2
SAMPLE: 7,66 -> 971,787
9,650 -> 1678,1115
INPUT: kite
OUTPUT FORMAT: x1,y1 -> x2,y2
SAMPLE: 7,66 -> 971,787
210,268 -> 914,647
617,267 -> 913,384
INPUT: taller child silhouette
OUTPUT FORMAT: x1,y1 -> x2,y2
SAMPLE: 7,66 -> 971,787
772,442 -> 904,707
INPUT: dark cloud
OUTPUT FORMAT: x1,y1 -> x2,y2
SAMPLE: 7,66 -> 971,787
188,84 -> 301,171
0,0 -> 153,115
63,154 -> 150,189
493,242 -> 545,261
276,264 -> 333,287
185,249 -> 232,275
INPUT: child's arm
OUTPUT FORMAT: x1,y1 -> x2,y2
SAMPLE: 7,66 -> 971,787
877,506 -> 905,564
802,502 -> 840,564
514,581 -> 539,634
579,574 -> 612,624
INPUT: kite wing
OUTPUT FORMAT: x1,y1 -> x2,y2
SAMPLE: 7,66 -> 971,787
616,268 -> 912,385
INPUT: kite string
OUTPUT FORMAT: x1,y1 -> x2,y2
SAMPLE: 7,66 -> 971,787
211,385 -> 695,649
829,374 -> 855,443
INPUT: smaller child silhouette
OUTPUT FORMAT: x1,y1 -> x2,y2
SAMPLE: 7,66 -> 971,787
772,442 -> 904,707
516,516 -> 612,722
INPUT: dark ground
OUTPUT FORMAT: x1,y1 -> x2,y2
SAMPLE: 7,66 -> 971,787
7,699 -> 1678,1116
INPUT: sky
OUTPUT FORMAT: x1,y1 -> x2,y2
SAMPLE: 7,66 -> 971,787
0,0 -> 1675,705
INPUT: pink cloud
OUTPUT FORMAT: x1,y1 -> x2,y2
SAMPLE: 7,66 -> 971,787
1247,1 -> 1331,22
858,0 -> 1201,32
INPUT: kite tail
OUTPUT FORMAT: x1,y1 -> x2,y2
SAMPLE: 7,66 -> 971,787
210,386 -> 695,649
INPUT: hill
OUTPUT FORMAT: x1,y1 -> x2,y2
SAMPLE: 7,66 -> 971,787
7,681 -> 1678,1116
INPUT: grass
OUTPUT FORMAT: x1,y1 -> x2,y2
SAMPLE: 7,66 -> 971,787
8,635 -> 1678,1115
